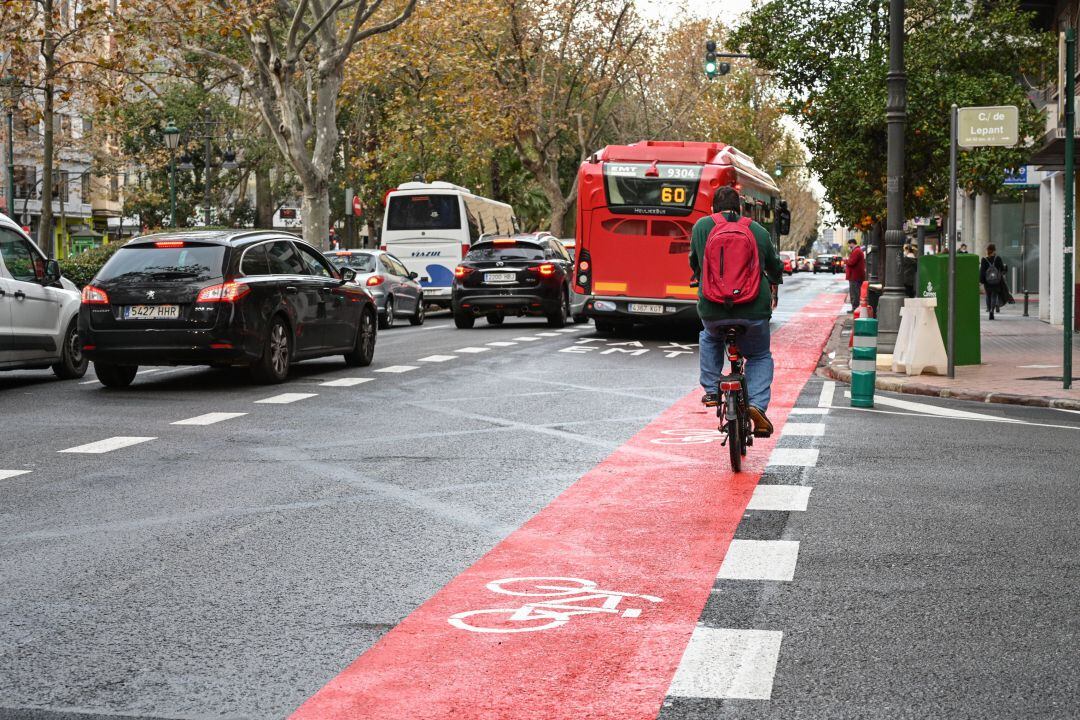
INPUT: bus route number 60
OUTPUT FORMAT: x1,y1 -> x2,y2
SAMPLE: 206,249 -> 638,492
660,185 -> 686,205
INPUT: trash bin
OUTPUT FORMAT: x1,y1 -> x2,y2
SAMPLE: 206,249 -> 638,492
917,254 -> 980,366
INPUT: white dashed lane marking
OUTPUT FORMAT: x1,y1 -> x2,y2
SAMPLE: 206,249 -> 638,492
319,377 -> 374,387
780,422 -> 825,437
554,328 -> 581,333
485,341 -> 518,347
171,412 -> 248,426
255,393 -> 318,404
454,347 -> 490,354
512,337 -> 541,342
374,365 -> 418,374
418,355 -> 458,363
717,539 -> 800,582
0,470 -> 31,480
59,436 -> 157,454
668,627 -> 784,700
535,332 -> 559,337
746,484 -> 812,512
788,407 -> 828,415
768,448 -> 819,467
818,380 -> 836,408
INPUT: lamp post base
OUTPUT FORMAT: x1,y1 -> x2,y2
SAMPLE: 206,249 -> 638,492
875,290 -> 906,353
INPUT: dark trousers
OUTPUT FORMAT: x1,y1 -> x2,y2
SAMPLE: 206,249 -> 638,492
849,279 -> 862,310
985,284 -> 1000,313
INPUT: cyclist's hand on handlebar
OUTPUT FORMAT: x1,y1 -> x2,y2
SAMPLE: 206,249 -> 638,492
689,277 -> 699,288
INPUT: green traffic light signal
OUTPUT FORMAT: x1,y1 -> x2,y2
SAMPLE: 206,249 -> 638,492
705,39 -> 718,79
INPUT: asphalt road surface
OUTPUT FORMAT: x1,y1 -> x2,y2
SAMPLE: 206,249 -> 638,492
2,271 -> 1076,719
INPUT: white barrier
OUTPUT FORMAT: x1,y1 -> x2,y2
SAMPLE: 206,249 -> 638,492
892,298 -> 948,376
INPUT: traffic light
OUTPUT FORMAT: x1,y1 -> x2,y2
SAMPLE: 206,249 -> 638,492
705,40 -> 718,79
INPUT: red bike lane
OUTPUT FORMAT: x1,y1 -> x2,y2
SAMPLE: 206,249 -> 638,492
291,293 -> 845,720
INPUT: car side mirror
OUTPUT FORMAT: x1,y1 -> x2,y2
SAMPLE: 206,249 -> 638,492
340,267 -> 357,283
409,271 -> 419,280
42,259 -> 61,285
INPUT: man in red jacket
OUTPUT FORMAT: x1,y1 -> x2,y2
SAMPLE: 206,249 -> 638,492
844,238 -> 866,313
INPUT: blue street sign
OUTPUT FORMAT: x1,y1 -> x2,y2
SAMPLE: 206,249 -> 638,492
1004,166 -> 1030,186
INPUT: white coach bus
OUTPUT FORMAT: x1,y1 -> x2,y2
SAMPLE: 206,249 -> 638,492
381,181 -> 518,308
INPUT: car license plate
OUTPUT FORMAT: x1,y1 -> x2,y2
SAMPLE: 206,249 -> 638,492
629,303 -> 664,315
123,304 -> 180,320
485,273 -> 516,283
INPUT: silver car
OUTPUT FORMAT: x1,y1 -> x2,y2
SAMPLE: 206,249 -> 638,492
324,249 -> 425,327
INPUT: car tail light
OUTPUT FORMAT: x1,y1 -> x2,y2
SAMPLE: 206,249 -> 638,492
461,243 -> 470,259
454,265 -> 474,279
366,275 -> 385,286
196,281 -> 251,303
530,263 -> 556,276
154,240 -> 185,248
81,285 -> 109,304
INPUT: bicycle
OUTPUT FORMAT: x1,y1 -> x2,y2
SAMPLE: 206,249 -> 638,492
714,326 -> 753,472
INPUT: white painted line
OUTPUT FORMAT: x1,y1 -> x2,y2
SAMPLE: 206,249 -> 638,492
0,469 -> 30,480
513,336 -> 541,342
171,412 -> 248,426
788,408 -> 829,415
535,332 -> 559,337
846,391 -> 1021,422
59,436 -> 156,454
486,341 -> 518,347
553,328 -> 579,333
454,347 -> 490,354
768,448 -> 819,467
255,393 -> 317,404
746,484 -> 812,512
718,539 -> 800,581
135,368 -> 162,376
374,365 -> 418,374
817,381 -> 835,408
667,627 -> 783,700
781,422 -> 825,437
319,377 -> 374,387
418,355 -> 458,363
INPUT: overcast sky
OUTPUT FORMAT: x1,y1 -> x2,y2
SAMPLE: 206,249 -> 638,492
637,0 -> 758,30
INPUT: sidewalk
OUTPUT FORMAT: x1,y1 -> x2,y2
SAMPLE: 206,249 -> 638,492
822,301 -> 1080,410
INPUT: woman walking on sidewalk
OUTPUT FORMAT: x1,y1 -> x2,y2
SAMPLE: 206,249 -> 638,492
980,244 -> 1006,320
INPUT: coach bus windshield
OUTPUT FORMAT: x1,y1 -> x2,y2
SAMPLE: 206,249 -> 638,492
603,163 -> 701,211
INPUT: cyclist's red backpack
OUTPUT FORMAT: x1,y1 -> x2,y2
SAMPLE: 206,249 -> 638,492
701,214 -> 761,307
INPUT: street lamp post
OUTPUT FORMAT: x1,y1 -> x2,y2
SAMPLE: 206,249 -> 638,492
163,120 -> 180,228
876,0 -> 908,352
173,109 -> 238,228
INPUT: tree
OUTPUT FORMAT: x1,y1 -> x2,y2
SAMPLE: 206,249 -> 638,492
731,0 -> 1053,230
138,0 -> 418,248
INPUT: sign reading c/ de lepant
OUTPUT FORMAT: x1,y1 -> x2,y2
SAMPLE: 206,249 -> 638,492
957,105 -> 1018,148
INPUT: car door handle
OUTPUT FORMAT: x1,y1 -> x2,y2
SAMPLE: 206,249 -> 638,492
284,286 -> 299,295
14,290 -> 25,300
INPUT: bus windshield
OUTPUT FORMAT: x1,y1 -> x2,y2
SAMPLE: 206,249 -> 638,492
603,163 -> 701,210
386,194 -> 461,231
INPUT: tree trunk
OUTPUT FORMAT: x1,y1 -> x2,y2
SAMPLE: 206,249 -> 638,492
301,184 -> 330,250
39,0 -> 55,257
547,198 -> 568,237
255,164 -> 272,228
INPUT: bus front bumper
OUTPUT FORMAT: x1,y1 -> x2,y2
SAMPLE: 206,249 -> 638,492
583,295 -> 698,322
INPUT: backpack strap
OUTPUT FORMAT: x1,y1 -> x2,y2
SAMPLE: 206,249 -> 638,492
737,216 -> 752,228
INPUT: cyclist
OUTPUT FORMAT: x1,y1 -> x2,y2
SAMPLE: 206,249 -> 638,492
690,185 -> 784,436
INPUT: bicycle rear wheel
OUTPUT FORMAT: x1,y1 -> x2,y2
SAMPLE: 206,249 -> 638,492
727,417 -> 742,472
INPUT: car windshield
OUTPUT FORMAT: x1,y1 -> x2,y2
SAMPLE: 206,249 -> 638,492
326,252 -> 377,272
96,244 -> 225,283
466,242 -> 544,261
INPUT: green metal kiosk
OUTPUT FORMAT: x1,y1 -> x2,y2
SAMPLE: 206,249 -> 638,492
918,253 -> 981,366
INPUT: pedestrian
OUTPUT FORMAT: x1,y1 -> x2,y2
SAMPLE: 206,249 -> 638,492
958,243 -> 969,254
844,238 -> 865,313
979,243 -> 1006,320
901,244 -> 917,298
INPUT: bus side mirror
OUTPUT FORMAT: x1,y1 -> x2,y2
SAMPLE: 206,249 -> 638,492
777,207 -> 791,236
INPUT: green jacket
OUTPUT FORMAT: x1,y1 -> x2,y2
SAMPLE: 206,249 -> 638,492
689,211 -> 784,321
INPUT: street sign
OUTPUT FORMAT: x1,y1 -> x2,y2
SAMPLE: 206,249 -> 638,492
1004,166 -> 1029,186
353,195 -> 362,217
957,106 -> 1019,148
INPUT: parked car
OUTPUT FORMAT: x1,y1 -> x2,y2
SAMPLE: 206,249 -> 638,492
796,256 -> 813,272
325,249 -> 425,328
80,230 -> 377,387
0,213 -> 88,379
813,254 -> 840,274
779,251 -> 796,276
452,235 -> 573,328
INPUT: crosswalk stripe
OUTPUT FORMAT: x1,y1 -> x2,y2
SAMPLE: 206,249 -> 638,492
746,484 -> 812,512
255,393 -> 317,404
454,347 -> 490,353
486,341 -> 518,347
718,539 -> 800,581
667,627 -> 784,700
0,469 -> 31,480
375,365 -> 418,373
418,355 -> 458,362
781,422 -> 825,437
320,377 -> 374,387
818,380 -> 836,407
171,412 -> 248,426
788,407 -> 829,415
59,436 -> 156,454
512,337 -> 541,342
535,332 -> 559,337
768,448 -> 819,467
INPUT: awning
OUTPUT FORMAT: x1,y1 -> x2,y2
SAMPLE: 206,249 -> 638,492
1031,127 -> 1080,171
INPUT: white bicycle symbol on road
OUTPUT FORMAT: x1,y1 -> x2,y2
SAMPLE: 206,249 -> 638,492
448,577 -> 662,634
650,428 -> 721,445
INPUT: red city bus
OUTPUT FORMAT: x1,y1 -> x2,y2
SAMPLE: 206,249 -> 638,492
574,140 -> 785,329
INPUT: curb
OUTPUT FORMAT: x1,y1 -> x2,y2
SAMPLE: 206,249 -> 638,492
816,317 -> 1080,412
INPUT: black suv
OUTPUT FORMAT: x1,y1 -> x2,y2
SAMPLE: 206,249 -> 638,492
451,235 -> 573,328
80,230 -> 377,387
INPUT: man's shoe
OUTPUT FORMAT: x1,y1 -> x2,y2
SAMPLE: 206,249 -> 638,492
749,406 -> 773,437
701,392 -> 719,407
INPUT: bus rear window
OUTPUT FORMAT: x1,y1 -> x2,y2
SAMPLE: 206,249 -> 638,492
386,194 -> 461,231
603,163 -> 700,211
466,243 -> 544,261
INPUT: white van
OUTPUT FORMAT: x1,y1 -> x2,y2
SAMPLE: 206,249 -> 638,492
0,213 -> 88,378
381,182 -> 518,308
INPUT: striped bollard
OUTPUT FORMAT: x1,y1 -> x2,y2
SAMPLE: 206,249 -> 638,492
850,317 -> 878,408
